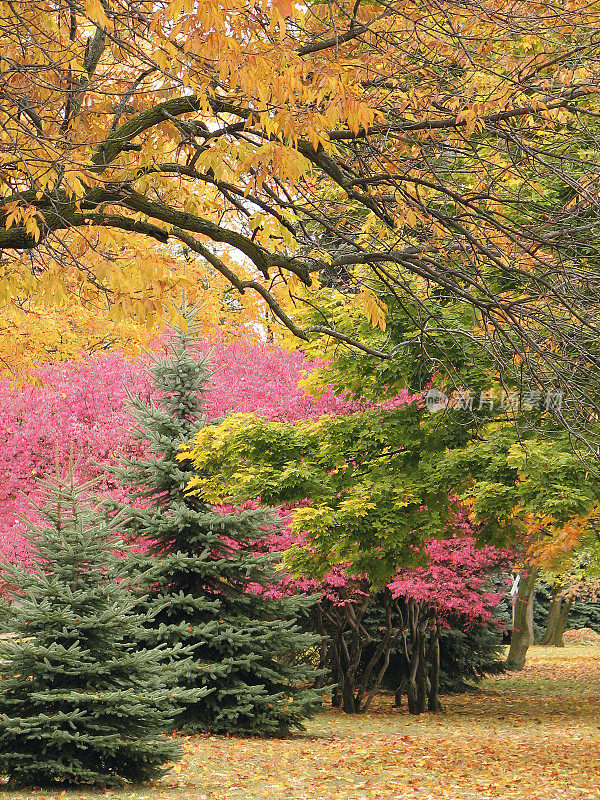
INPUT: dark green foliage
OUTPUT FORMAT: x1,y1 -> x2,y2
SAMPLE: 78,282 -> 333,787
0,474 -> 189,789
437,617 -> 506,693
111,312 -> 321,736
568,598 -> 600,632
0,596 -> 8,623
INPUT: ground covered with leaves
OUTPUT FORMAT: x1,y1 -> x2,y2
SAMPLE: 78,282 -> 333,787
2,645 -> 599,800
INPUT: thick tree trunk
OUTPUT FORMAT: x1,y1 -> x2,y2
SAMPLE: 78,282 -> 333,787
406,644 -> 420,714
405,602 -> 433,715
541,583 -> 563,645
506,569 -> 538,670
340,679 -> 357,713
405,600 -> 422,714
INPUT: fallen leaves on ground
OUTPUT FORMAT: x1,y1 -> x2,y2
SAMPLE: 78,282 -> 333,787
2,645 -> 600,800
564,628 -> 600,645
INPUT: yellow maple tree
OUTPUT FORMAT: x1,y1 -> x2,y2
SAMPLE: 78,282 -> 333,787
1,0 -> 600,394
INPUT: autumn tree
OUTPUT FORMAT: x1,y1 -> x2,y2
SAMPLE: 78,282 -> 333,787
3,0 -> 600,433
313,536 -> 506,715
186,407 -> 600,674
0,288 -> 264,384
184,284 -> 600,675
438,434 -> 600,668
0,332 -> 351,565
533,540 -> 600,647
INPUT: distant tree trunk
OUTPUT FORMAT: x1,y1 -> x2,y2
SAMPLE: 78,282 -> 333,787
541,583 -> 563,645
552,597 -> 574,647
506,569 -> 538,670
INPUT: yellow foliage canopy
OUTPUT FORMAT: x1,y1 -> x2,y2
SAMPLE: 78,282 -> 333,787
1,0 -> 600,382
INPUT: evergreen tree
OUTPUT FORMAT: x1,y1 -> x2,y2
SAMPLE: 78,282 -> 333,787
111,311 -> 321,735
0,472 -> 192,789
437,616 -> 506,693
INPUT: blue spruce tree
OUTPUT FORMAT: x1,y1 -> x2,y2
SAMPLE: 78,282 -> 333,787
0,471 -> 196,789
111,312 -> 321,735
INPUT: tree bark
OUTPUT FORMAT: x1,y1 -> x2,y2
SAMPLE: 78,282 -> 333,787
526,580 -> 535,645
359,590 -> 400,713
393,679 -> 406,708
427,624 -> 443,712
405,600 -> 421,714
406,645 -> 420,714
404,601 -> 435,715
340,678 -> 357,713
330,628 -> 358,713
506,569 -> 538,670
551,598 -> 574,647
541,583 -> 563,645
331,686 -> 342,708
415,622 -> 428,714
318,590 -> 373,714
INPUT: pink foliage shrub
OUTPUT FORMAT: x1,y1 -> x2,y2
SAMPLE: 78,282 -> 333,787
388,535 -> 507,624
256,512 -> 508,623
0,355 -> 148,563
0,338 -> 353,563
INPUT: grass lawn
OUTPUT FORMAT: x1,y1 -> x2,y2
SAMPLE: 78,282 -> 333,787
2,644 -> 600,800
